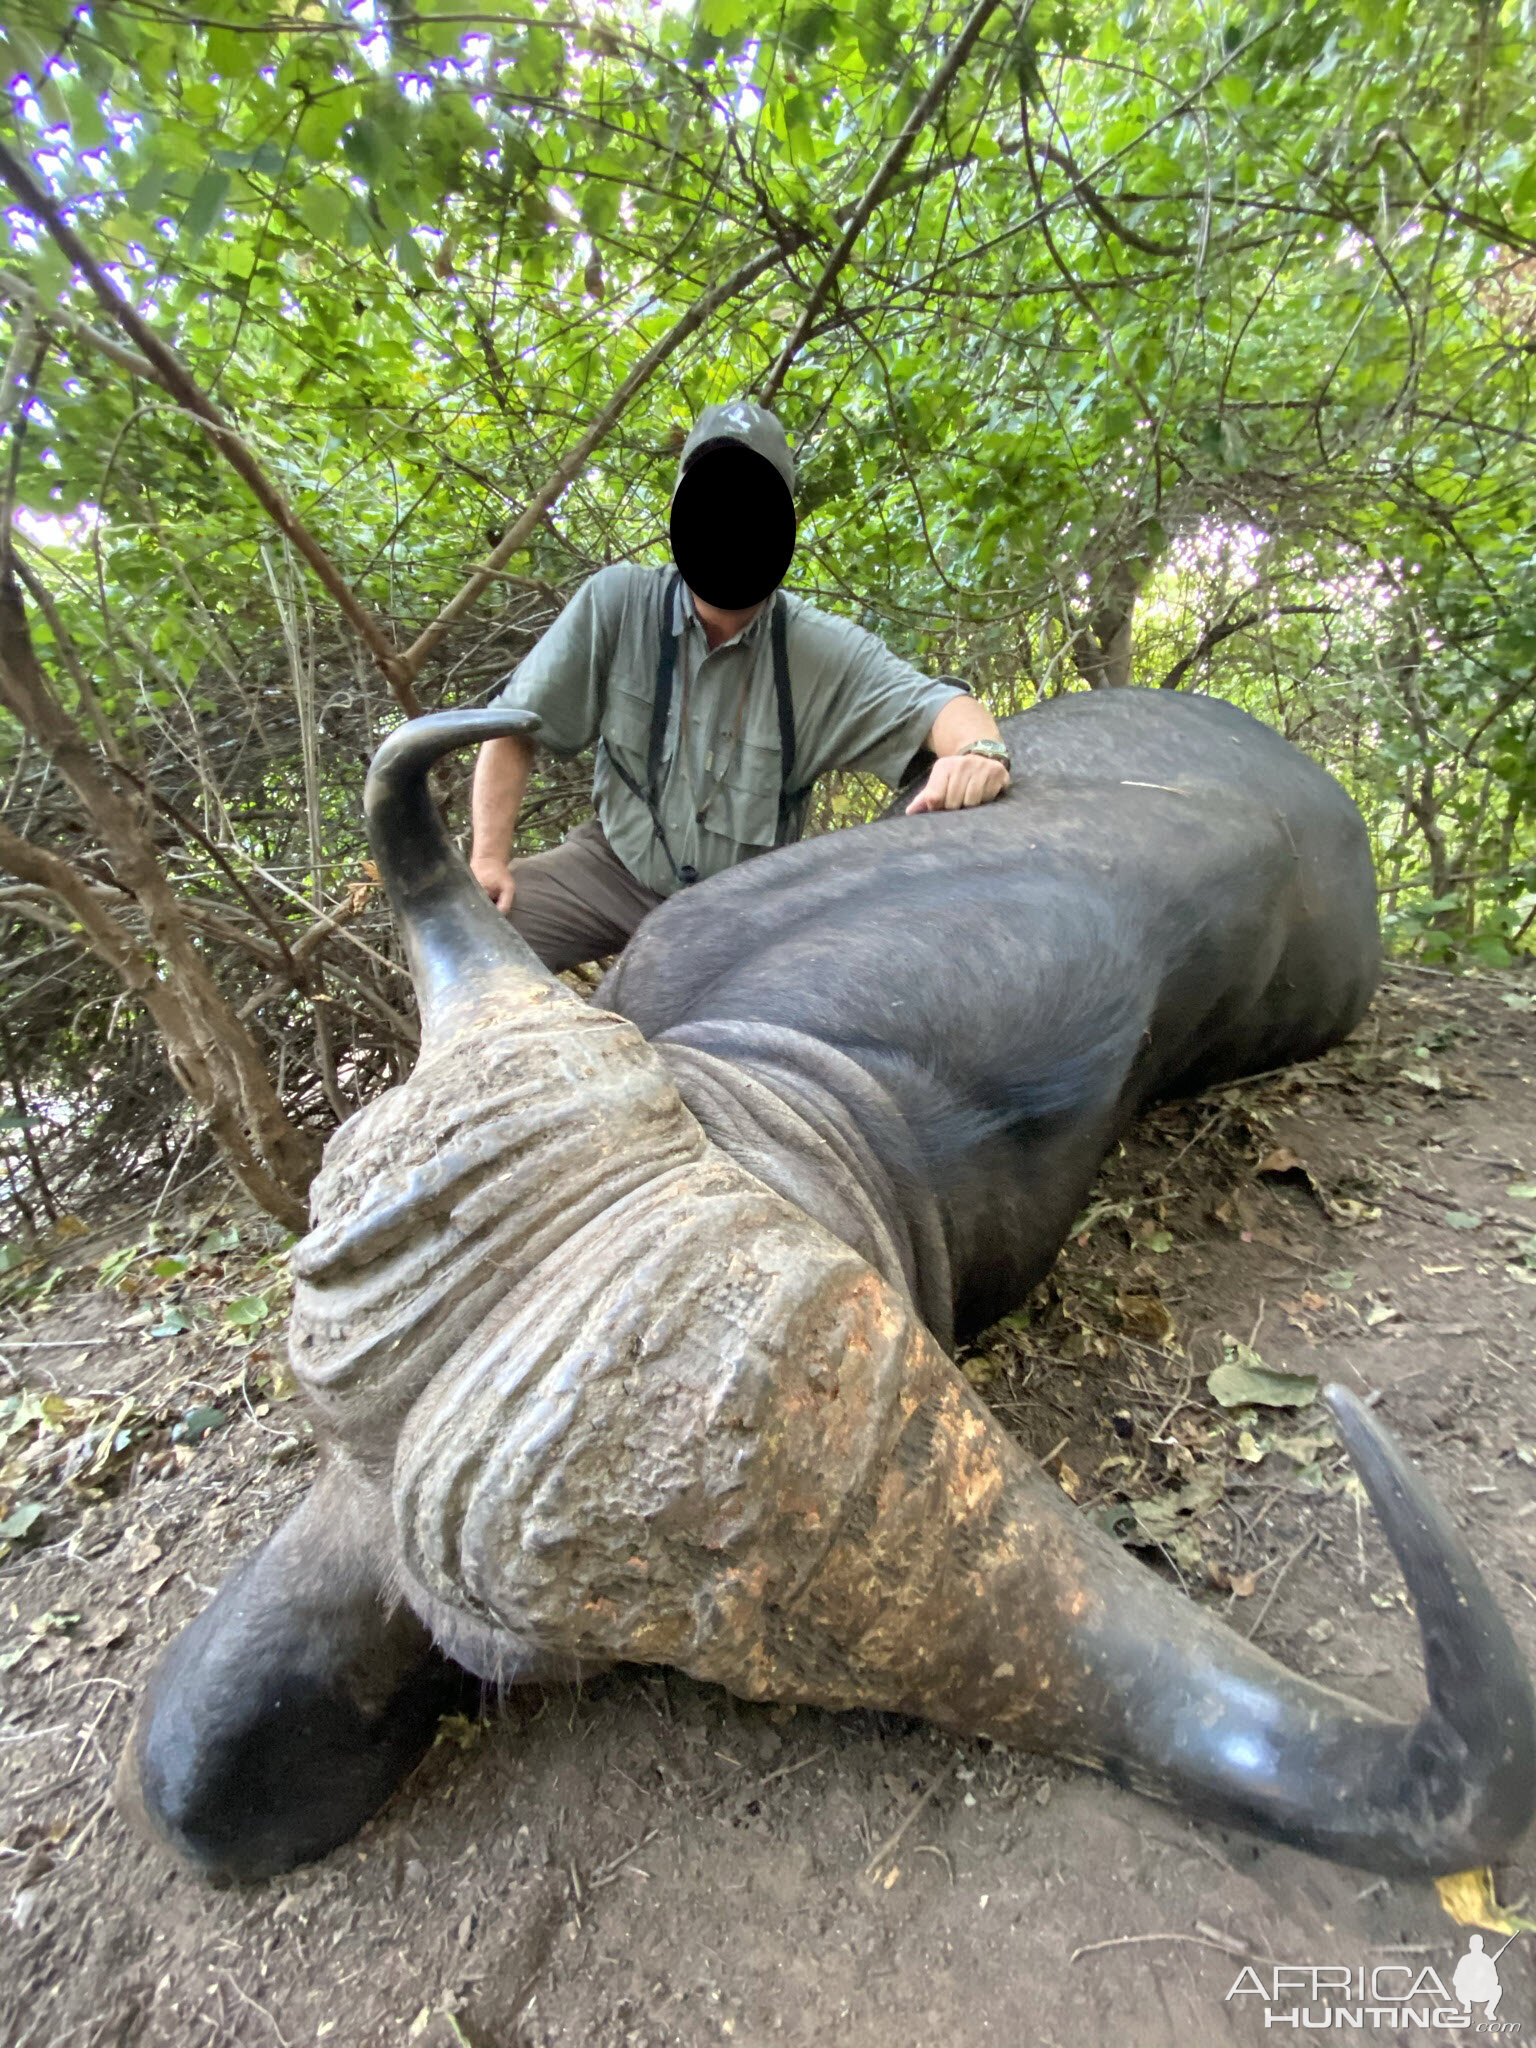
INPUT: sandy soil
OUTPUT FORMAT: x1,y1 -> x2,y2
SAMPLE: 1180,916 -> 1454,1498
3,962 -> 1535,2048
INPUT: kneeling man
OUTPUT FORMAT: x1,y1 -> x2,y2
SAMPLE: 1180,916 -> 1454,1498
471,399 -> 1011,969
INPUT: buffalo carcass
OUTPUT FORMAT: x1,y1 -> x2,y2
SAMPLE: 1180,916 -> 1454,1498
117,687 -> 1536,1884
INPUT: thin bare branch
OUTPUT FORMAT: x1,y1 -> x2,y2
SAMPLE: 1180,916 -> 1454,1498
0,139 -> 419,715
0,568 -> 318,1223
758,0 -> 1009,406
0,267 -> 158,383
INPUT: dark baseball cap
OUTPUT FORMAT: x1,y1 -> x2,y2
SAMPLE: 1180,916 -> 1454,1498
670,400 -> 797,609
678,399 -> 796,494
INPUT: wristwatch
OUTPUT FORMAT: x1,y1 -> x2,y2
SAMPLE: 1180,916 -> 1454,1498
956,738 -> 1012,771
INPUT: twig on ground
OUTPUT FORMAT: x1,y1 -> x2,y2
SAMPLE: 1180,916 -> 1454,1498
864,1757 -> 959,1881
1166,1106 -> 1228,1171
217,1969 -> 294,2048
587,1828 -> 661,1890
1071,1929 -> 1277,1965
914,1842 -> 956,1882
1244,1529 -> 1319,1640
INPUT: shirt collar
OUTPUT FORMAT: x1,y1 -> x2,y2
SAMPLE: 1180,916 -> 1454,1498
675,578 -> 772,650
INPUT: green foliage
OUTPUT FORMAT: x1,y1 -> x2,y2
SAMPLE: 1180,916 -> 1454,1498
0,0 -> 1533,1223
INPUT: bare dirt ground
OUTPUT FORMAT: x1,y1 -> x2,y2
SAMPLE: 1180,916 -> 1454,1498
3,962 -> 1536,2048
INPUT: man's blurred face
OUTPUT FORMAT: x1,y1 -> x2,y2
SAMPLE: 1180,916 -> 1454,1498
669,442 -> 797,610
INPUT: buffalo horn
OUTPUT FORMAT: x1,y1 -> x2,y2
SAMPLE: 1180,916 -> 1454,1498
1030,1382 -> 1536,1873
364,708 -> 552,1046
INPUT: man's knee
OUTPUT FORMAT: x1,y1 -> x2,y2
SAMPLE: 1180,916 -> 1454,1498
506,889 -> 595,974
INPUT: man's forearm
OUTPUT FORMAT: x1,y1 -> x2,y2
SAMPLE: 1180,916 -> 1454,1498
927,694 -> 1003,757
471,735 -> 535,863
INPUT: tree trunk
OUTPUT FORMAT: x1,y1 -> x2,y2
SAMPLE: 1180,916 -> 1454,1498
1392,641 -> 1457,930
1072,596 -> 1136,690
0,572 -> 318,1230
1069,526 -> 1162,690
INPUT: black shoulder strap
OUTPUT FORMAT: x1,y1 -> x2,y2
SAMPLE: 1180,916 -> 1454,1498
771,596 -> 794,797
627,580 -> 799,872
648,571 -> 682,810
595,571 -> 695,889
771,596 -> 812,846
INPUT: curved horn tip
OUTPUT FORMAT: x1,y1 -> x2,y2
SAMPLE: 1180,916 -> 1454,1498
1324,1379 -> 1536,1868
366,707 -> 543,802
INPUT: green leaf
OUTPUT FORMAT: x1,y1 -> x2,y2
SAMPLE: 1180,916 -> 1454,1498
0,1501 -> 44,1543
1271,1427 -> 1337,1465
1125,1466 -> 1225,1570
181,167 -> 230,244
1507,1185 -> 1536,1201
296,93 -> 358,162
342,116 -> 386,180
580,177 -> 621,238
214,141 -> 287,179
28,1608 -> 79,1636
181,80 -> 221,123
172,1404 -> 226,1442
1442,1210 -> 1483,1230
97,1244 -> 139,1287
122,158 -> 170,218
1208,1341 -> 1319,1410
64,76 -> 109,149
1068,1198 -> 1135,1236
697,0 -> 751,34
394,232 -> 432,286
206,25 -> 261,79
411,4 -> 468,60
221,1293 -> 269,1328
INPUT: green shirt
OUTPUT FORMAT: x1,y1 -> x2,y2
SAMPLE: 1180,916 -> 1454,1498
494,564 -> 968,896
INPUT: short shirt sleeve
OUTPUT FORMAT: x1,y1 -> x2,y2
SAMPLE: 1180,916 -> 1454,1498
786,600 -> 970,789
491,566 -> 633,756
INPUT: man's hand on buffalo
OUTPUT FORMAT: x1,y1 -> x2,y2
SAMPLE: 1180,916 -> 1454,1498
906,749 -> 1010,813
469,731 -> 534,914
908,693 -> 1012,813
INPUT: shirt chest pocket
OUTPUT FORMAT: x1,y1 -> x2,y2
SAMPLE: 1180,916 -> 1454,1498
698,732 -> 785,852
600,677 -> 657,777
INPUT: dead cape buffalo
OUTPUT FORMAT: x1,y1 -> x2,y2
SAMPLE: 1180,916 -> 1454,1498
117,685 -> 1535,1885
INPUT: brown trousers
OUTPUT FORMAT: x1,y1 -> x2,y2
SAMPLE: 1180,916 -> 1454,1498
507,819 -> 665,973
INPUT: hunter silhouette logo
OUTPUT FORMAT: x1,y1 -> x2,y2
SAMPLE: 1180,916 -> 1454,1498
1452,1935 -> 1508,2021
